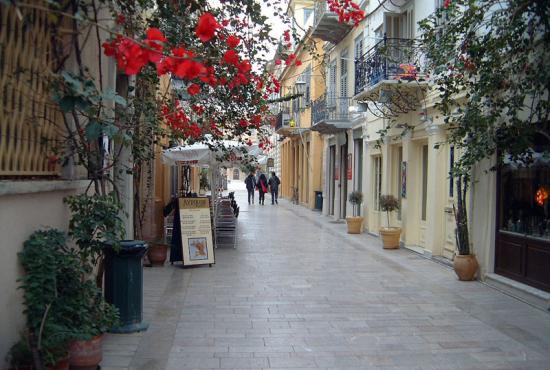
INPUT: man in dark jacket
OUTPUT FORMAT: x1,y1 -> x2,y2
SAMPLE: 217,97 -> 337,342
244,172 -> 256,204
268,172 -> 281,205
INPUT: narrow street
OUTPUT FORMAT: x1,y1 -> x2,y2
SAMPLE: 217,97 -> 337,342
101,183 -> 550,370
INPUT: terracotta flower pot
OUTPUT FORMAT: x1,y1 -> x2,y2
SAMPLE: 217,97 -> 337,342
49,357 -> 69,370
68,335 -> 103,370
147,242 -> 169,267
453,254 -> 479,281
346,217 -> 363,234
379,227 -> 401,249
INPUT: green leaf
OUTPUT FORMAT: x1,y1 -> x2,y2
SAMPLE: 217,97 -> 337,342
84,121 -> 102,140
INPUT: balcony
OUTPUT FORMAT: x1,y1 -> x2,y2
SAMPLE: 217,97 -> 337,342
354,37 -> 428,111
312,0 -> 353,44
274,107 -> 299,137
311,96 -> 359,134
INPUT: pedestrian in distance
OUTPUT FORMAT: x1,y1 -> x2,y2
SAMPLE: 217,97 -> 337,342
268,171 -> 281,205
257,172 -> 268,205
245,171 -> 256,204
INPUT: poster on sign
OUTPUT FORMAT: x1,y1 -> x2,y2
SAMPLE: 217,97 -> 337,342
178,198 -> 215,266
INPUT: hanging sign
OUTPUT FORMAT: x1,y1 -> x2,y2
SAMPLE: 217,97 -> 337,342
267,157 -> 274,167
347,153 -> 352,180
179,198 -> 215,266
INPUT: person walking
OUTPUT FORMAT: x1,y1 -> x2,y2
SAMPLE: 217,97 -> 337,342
257,172 -> 268,205
268,171 -> 281,205
245,171 -> 256,204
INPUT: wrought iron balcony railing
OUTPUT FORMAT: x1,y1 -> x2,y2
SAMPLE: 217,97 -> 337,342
312,95 -> 354,125
355,37 -> 426,96
274,105 -> 291,132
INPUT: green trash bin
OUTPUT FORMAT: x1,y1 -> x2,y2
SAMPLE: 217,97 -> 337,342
103,240 -> 149,333
314,191 -> 323,211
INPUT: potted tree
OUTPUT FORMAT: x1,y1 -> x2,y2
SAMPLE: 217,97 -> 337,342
379,195 -> 401,249
346,191 -> 364,234
452,175 -> 479,281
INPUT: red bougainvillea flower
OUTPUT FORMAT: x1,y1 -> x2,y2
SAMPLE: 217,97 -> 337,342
174,59 -> 207,80
146,27 -> 167,42
283,30 -> 291,42
227,35 -> 241,48
187,83 -> 201,96
443,0 -> 452,8
295,60 -> 302,66
116,14 -> 126,25
285,53 -> 296,66
223,49 -> 240,65
195,12 -> 220,43
221,19 -> 230,27
238,59 -> 251,74
275,59 -> 282,65
239,119 -> 249,128
246,139 -> 253,146
192,105 -> 205,115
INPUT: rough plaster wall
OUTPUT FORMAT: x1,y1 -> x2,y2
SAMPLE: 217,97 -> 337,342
0,188 -> 82,366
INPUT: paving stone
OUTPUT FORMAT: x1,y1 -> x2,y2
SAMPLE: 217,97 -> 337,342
100,185 -> 550,370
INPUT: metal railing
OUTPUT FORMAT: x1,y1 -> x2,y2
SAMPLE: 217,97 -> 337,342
355,37 -> 425,95
313,0 -> 329,27
311,96 -> 354,125
274,105 -> 291,131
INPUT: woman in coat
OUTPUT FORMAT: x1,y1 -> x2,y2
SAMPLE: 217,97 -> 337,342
256,172 -> 268,205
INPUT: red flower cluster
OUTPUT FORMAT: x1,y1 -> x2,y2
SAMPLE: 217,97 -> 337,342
327,0 -> 365,26
443,0 -> 452,8
195,12 -> 220,42
162,104 -> 202,139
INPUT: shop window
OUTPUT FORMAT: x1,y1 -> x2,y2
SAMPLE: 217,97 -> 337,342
499,154 -> 550,239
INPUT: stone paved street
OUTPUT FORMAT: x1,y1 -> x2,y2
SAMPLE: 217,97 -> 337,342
101,182 -> 550,370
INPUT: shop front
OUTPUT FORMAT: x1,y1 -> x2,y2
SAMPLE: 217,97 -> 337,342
496,138 -> 550,292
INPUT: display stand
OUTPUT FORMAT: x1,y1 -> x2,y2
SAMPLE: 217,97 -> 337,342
178,197 -> 215,266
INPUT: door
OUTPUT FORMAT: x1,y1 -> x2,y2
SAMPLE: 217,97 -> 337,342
496,136 -> 550,292
340,144 -> 348,219
328,145 -> 336,216
419,144 -> 429,247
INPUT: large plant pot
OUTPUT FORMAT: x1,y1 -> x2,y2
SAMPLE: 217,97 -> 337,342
68,335 -> 102,370
379,227 -> 401,249
453,254 -> 479,281
147,242 -> 169,267
346,217 -> 363,234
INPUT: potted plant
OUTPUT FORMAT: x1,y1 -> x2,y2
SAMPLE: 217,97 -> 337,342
452,175 -> 479,281
379,195 -> 401,249
63,194 -> 122,367
16,229 -> 80,370
146,238 -> 170,267
346,191 -> 364,234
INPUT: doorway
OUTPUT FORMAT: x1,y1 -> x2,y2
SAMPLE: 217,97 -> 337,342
328,145 -> 336,216
340,144 -> 348,219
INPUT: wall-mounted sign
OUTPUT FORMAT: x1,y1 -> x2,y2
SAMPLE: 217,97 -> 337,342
289,118 -> 296,128
267,158 -> 274,167
347,153 -> 352,180
178,198 -> 215,266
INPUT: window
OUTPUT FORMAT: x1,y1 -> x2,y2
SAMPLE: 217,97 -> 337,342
303,65 -> 312,106
374,156 -> 382,211
303,8 -> 313,24
421,144 -> 429,221
327,60 -> 337,106
340,49 -> 349,98
354,33 -> 364,61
